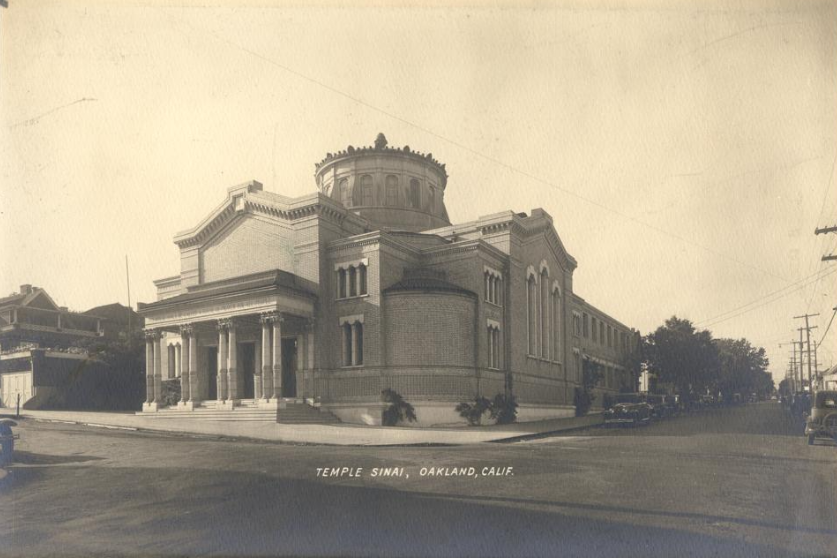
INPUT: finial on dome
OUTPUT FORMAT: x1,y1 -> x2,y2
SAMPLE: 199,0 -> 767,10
374,133 -> 388,150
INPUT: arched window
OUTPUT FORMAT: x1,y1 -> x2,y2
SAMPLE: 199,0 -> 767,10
339,178 -> 351,208
409,178 -> 420,209
540,269 -> 549,359
338,268 -> 347,298
349,266 -> 357,297
343,323 -> 353,366
527,275 -> 537,355
386,175 -> 398,206
552,288 -> 562,361
354,323 -> 364,366
361,175 -> 373,206
358,264 -> 367,295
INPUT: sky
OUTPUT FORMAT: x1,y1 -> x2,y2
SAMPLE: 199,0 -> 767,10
2,0 -> 836,384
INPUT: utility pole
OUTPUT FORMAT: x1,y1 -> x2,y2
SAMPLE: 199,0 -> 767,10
794,314 -> 818,392
798,328 -> 806,392
816,224 -> 837,261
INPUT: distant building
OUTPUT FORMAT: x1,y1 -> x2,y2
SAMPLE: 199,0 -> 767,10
0,285 -> 104,408
84,303 -> 144,342
138,134 -> 639,425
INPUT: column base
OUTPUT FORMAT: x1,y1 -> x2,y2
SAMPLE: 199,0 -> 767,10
177,401 -> 199,411
259,398 -> 280,409
217,399 -> 235,410
142,402 -> 160,413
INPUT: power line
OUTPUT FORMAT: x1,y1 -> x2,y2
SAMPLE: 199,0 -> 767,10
165,10 -> 796,286
817,306 -> 837,348
695,265 -> 837,328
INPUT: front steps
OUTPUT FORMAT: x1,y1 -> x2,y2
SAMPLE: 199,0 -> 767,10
137,399 -> 341,425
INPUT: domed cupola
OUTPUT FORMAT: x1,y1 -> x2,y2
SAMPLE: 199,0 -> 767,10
314,134 -> 451,233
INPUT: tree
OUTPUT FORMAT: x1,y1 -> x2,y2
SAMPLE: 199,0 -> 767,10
643,316 -> 720,403
713,338 -> 773,401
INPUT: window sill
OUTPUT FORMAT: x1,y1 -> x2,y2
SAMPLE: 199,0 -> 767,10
341,364 -> 365,369
483,300 -> 503,308
336,294 -> 370,302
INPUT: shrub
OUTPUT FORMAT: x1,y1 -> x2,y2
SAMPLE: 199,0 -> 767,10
456,396 -> 492,426
381,389 -> 417,426
161,379 -> 182,407
489,393 -> 518,425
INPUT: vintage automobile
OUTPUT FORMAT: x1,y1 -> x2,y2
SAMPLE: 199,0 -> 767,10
805,390 -> 837,446
663,395 -> 680,417
603,394 -> 652,426
644,394 -> 668,419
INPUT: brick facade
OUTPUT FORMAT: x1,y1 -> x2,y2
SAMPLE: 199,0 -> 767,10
139,136 -> 639,426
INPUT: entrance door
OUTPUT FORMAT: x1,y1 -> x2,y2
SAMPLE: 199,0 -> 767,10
240,343 -> 255,399
206,347 -> 218,400
281,338 -> 297,398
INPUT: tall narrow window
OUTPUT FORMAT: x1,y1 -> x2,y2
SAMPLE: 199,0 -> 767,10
361,175 -> 373,206
592,317 -> 598,342
600,322 -> 605,345
343,323 -> 353,366
339,178 -> 351,208
583,314 -> 589,338
409,178 -> 420,209
494,329 -> 501,369
386,175 -> 398,206
359,264 -> 367,295
354,323 -> 364,366
527,276 -> 537,355
428,186 -> 435,213
552,289 -> 561,361
338,269 -> 347,298
349,266 -> 357,297
540,270 -> 549,359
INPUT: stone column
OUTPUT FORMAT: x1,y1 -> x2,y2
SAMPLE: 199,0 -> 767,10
175,345 -> 182,380
188,327 -> 199,403
272,313 -> 283,400
153,332 -> 163,405
296,332 -> 305,400
254,339 -> 262,400
145,332 -> 155,404
261,314 -> 273,401
227,322 -> 238,401
180,331 -> 190,403
217,321 -> 228,401
307,319 -> 315,401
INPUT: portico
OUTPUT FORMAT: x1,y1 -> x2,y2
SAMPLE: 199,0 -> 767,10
139,270 -> 316,412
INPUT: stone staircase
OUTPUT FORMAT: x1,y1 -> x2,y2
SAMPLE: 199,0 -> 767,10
137,399 -> 340,425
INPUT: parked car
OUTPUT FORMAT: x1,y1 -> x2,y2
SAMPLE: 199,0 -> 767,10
644,394 -> 668,419
603,394 -> 652,426
663,395 -> 680,417
805,390 -> 837,446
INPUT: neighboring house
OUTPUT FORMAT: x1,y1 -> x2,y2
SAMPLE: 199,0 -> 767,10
0,285 -> 103,408
84,303 -> 144,342
138,134 -> 639,426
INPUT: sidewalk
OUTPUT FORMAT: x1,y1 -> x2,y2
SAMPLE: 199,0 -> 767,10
5,409 -> 603,446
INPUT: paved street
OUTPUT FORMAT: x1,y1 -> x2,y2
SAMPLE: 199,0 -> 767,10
1,402 -> 835,557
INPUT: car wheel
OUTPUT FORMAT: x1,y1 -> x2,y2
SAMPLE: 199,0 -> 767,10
808,434 -> 815,446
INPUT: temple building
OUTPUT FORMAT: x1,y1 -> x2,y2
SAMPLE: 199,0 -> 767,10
137,134 -> 638,426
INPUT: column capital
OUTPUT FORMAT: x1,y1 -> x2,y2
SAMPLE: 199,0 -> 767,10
260,311 -> 283,324
144,328 -> 161,341
217,318 -> 233,331
179,324 -> 194,336
304,317 -> 316,331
